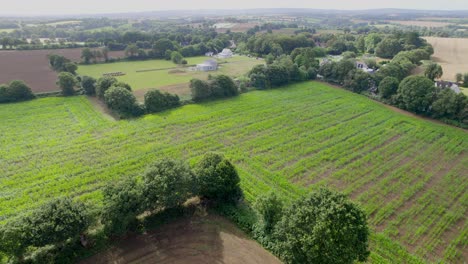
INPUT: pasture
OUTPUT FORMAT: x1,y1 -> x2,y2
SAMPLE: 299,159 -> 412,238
0,81 -> 466,263
77,56 -> 262,100
425,37 -> 468,81
0,48 -> 125,93
388,20 -> 453,27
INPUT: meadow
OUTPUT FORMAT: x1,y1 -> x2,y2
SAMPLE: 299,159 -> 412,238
77,56 -> 262,99
0,81 -> 466,263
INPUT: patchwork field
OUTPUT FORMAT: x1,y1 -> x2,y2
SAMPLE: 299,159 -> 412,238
78,56 -> 262,100
0,48 -> 125,92
0,82 -> 466,263
424,37 -> 468,81
388,20 -> 453,27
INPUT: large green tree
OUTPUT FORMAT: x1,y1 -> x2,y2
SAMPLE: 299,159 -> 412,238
396,76 -> 436,114
194,153 -> 242,203
142,158 -> 195,210
57,72 -> 77,96
274,189 -> 369,264
424,63 -> 443,81
104,86 -> 138,115
96,76 -> 118,99
378,76 -> 400,99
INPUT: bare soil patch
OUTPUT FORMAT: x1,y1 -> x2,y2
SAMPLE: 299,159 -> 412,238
80,214 -> 281,264
0,49 -> 124,92
424,37 -> 468,81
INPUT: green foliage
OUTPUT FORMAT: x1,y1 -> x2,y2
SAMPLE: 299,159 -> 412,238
455,73 -> 463,84
424,63 -> 443,81
104,86 -> 138,116
114,81 -> 132,91
81,48 -> 94,64
48,54 -> 77,73
375,38 -> 403,59
254,191 -> 284,235
170,51 -> 184,64
343,70 -> 373,93
190,75 -> 238,101
144,89 -> 180,113
432,89 -> 468,124
274,189 -> 370,264
0,80 -> 35,103
101,177 -> 143,235
96,76 -> 118,99
57,72 -> 78,96
190,78 -> 211,101
142,158 -> 195,211
194,153 -> 242,203
395,76 -> 436,114
81,76 -> 97,95
364,33 -> 382,53
319,59 -> 356,84
379,76 -> 400,99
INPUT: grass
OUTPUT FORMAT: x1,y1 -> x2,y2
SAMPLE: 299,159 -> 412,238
77,56 -> 262,95
0,28 -> 15,33
0,81 -> 466,263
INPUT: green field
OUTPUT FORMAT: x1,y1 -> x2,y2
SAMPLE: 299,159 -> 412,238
0,82 -> 467,263
77,56 -> 262,97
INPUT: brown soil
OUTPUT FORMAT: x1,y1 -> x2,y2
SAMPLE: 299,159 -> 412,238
80,214 -> 281,264
0,48 -> 125,93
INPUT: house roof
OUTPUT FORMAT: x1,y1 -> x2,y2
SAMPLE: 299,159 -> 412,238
197,59 -> 218,67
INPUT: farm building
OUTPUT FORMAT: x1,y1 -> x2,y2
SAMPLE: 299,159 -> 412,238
205,52 -> 214,57
196,59 -> 218,71
356,61 -> 374,73
435,81 -> 461,94
217,48 -> 233,59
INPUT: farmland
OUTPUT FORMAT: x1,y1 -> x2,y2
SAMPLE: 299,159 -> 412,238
0,48 -> 125,93
387,20 -> 453,27
77,56 -> 263,99
0,81 -> 466,263
424,37 -> 468,81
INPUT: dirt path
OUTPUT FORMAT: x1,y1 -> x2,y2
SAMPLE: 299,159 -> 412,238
80,214 -> 281,264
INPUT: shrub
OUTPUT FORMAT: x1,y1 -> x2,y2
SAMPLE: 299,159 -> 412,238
0,80 -> 35,103
81,76 -> 97,95
57,72 -> 78,96
274,189 -> 370,264
378,76 -> 400,99
101,177 -> 143,235
194,153 -> 242,204
142,158 -> 195,211
144,89 -> 180,113
190,79 -> 211,101
396,76 -> 435,114
254,191 -> 284,235
210,74 -> 239,98
104,86 -> 138,116
96,76 -> 118,99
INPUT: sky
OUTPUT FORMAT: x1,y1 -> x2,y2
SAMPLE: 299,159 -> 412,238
0,0 -> 467,16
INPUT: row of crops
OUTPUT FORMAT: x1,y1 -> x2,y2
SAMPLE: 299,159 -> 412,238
0,81 -> 466,263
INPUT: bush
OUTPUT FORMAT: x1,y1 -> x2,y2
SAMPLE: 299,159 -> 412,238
142,158 -> 195,211
81,76 -> 97,95
253,191 -> 284,235
96,76 -> 118,99
274,189 -> 370,264
104,86 -> 138,116
190,79 -> 211,101
378,76 -> 400,99
101,177 -> 143,235
144,89 -> 180,113
194,153 -> 242,204
395,76 -> 435,114
0,80 -> 35,103
57,72 -> 78,96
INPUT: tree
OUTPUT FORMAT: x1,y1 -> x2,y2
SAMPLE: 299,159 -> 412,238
125,44 -> 139,58
81,48 -> 94,64
432,89 -> 468,123
424,63 -> 443,81
144,89 -> 180,113
254,191 -> 284,235
64,62 -> 78,74
396,76 -> 436,114
114,81 -> 132,91
5,80 -> 35,102
375,38 -> 403,59
194,153 -> 242,203
102,47 -> 109,62
378,76 -> 400,99
210,75 -> 239,98
101,177 -> 143,235
463,73 -> 468,87
104,86 -> 138,115
96,76 -> 118,99
57,72 -> 77,96
343,70 -> 372,93
274,189 -> 369,264
171,51 -> 184,64
190,79 -> 211,101
81,76 -> 97,95
142,158 -> 195,210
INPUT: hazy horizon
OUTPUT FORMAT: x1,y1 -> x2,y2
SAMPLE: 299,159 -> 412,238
1,0 -> 468,16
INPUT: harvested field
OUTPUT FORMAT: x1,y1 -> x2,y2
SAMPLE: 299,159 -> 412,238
0,48 -> 125,92
388,20 -> 452,27
81,214 -> 281,264
424,37 -> 468,81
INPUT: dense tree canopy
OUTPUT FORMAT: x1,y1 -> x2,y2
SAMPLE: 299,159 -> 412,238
395,76 -> 436,114
274,189 -> 369,264
57,72 -> 77,96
